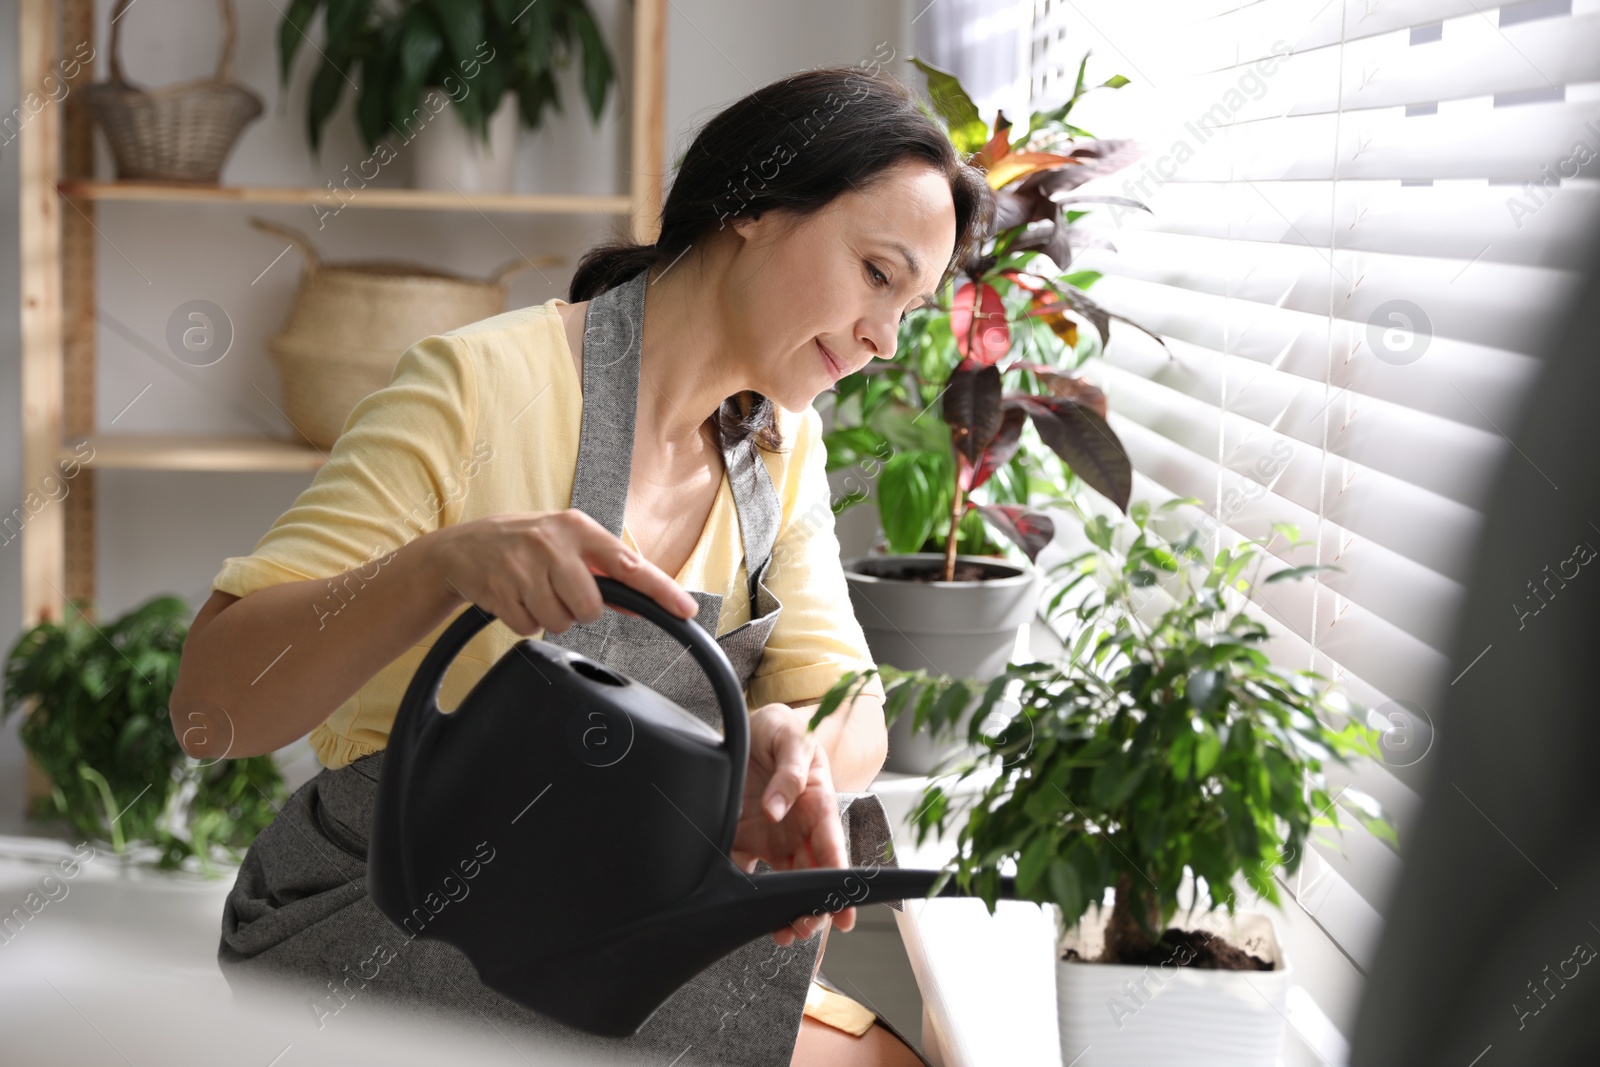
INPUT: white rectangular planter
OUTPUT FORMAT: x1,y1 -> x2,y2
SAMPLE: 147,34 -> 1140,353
1054,905 -> 1291,1067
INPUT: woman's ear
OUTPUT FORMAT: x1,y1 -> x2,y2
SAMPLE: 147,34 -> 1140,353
730,211 -> 764,241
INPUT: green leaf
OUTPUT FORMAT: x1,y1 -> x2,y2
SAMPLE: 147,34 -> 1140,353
1170,728 -> 1195,780
566,3 -> 615,121
1265,563 -> 1344,583
1047,855 -> 1088,923
1083,513 -> 1115,552
277,0 -> 324,87
877,450 -> 947,554
910,57 -> 989,154
1101,74 -> 1131,89
425,0 -> 484,69
308,52 -> 351,153
1193,727 -> 1222,779
1016,834 -> 1055,897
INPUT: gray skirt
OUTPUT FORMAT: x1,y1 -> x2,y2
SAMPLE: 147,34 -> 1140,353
218,751 -> 901,1066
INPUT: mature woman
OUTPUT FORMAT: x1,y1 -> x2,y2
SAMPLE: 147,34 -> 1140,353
171,64 -> 993,1067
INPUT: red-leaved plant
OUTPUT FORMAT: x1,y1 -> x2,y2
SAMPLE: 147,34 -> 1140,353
827,56 -> 1168,581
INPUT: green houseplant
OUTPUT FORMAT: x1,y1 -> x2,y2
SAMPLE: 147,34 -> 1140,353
276,0 -> 617,154
814,499 -> 1395,1060
829,55 -> 1164,770
2,595 -> 286,876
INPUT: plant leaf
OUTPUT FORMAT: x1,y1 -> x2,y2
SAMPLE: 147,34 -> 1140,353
942,360 -> 1004,466
972,504 -> 1055,561
950,282 -> 1010,364
969,404 -> 1028,489
1016,395 -> 1133,512
910,57 -> 988,154
985,152 -> 1081,191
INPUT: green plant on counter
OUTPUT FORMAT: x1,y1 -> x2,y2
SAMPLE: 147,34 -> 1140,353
2,596 -> 286,876
812,498 -> 1396,963
278,0 -> 618,152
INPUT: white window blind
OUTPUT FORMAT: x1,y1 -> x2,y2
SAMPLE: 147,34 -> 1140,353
1012,0 -> 1600,1008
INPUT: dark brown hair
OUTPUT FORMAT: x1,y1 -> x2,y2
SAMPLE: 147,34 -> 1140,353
569,64 -> 996,453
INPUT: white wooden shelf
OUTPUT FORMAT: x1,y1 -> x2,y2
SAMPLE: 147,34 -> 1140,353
55,179 -> 634,216
62,434 -> 327,473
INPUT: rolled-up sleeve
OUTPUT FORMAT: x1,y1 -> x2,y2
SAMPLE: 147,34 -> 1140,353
745,407 -> 887,709
211,333 -> 481,599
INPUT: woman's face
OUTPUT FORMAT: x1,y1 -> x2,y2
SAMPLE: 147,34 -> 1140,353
726,159 -> 959,412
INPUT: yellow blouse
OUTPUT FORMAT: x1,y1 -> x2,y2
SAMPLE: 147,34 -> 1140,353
211,298 -> 884,770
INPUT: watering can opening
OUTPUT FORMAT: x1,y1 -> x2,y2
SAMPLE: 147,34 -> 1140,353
367,576 -> 1023,1037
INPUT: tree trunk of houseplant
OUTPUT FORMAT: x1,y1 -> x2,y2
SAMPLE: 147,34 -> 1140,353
1101,872 -> 1161,963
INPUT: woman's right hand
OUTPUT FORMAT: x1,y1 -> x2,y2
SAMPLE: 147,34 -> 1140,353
423,509 -> 698,634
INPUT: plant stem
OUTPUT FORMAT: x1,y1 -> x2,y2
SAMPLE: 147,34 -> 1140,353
78,764 -> 124,854
943,481 -> 964,582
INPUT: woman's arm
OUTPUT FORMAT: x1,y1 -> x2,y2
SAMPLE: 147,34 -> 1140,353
171,511 -> 698,761
789,690 -> 887,794
170,533 -> 460,761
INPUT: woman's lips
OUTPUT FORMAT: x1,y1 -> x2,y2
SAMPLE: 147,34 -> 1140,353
816,338 -> 845,379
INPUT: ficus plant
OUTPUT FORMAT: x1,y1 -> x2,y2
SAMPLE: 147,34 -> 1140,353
277,0 -> 618,153
825,54 -> 1170,580
811,498 -> 1395,963
2,595 -> 287,876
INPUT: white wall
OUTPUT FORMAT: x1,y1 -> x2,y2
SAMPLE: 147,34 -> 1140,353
0,0 -> 916,806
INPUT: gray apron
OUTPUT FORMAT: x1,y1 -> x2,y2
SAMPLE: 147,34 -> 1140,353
217,267 -> 902,1067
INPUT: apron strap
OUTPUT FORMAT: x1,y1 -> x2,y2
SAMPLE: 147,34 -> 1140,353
569,266 -> 784,621
568,267 -> 647,538
723,432 -> 782,619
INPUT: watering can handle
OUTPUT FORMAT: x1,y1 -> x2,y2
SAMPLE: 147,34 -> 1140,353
391,576 -> 751,851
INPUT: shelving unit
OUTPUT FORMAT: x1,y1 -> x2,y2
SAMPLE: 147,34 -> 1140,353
16,0 -> 665,799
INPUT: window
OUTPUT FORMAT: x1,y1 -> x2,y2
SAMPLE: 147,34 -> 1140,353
1014,0 -> 1597,1051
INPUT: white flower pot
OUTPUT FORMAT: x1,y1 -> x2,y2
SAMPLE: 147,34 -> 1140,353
1054,905 -> 1291,1066
411,89 -> 519,194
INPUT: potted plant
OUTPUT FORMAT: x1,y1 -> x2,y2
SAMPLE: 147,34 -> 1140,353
827,56 -> 1164,771
2,595 -> 287,876
813,499 -> 1395,1064
276,0 -> 617,193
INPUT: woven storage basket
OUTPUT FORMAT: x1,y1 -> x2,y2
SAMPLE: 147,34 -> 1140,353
250,217 -> 561,450
83,0 -> 264,184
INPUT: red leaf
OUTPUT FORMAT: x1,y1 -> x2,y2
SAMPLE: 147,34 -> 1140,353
951,282 -> 1010,365
972,504 -> 1056,562
970,405 -> 1028,490
999,269 -> 1046,293
1006,364 -> 1107,418
943,360 -> 1004,467
1014,394 -> 1132,512
971,112 -> 1013,172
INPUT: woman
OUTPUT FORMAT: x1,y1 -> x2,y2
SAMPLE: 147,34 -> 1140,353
171,64 -> 993,1066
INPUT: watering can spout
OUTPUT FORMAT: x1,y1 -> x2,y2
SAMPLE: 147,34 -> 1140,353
482,866 -> 1022,1038
368,578 -> 1031,1038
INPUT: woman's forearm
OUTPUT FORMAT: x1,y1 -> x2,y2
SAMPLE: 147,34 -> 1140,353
798,691 -> 887,793
170,532 -> 463,761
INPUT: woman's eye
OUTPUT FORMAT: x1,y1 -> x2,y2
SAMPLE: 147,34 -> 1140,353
865,261 -> 889,287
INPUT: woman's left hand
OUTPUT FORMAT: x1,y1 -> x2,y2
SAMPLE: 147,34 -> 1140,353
732,703 -> 856,946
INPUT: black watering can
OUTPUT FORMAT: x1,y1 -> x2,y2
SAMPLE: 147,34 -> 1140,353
368,577 -> 1020,1037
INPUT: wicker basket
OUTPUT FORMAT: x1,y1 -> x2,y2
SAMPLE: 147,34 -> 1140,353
250,217 -> 562,450
83,0 -> 264,184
